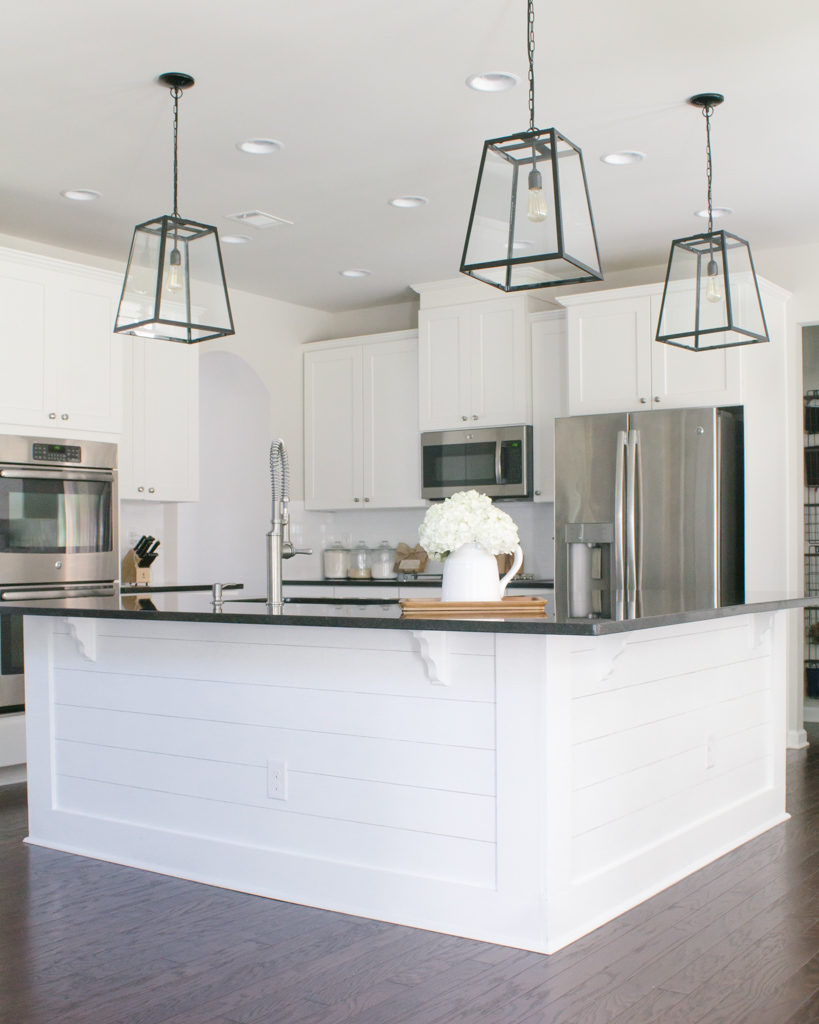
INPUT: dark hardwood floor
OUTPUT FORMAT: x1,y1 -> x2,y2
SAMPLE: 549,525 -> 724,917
2,725 -> 819,1024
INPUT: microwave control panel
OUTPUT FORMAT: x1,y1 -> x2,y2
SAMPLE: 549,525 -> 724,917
32,443 -> 82,463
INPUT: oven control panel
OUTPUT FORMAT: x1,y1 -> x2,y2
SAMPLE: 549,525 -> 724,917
32,443 -> 82,463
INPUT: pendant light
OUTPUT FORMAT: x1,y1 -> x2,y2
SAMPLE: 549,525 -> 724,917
114,73 -> 235,344
655,93 -> 768,351
460,0 -> 602,291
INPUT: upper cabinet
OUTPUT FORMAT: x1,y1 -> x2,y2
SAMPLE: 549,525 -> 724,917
0,249 -> 123,436
562,284 -> 741,415
418,292 -> 552,431
119,339 -> 199,502
304,331 -> 424,510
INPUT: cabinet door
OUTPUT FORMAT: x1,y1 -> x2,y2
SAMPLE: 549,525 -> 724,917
120,339 -> 199,502
51,274 -> 123,433
567,297 -> 653,414
304,346 -> 363,509
649,294 -> 742,409
0,263 -> 51,427
418,308 -> 468,431
361,335 -> 424,508
531,313 -> 567,502
470,300 -> 531,426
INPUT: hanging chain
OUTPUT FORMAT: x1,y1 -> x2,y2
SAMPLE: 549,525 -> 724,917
702,103 -> 714,236
527,0 -> 537,133
171,85 -> 181,220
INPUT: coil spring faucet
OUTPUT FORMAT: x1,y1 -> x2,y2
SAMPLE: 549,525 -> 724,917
267,439 -> 312,612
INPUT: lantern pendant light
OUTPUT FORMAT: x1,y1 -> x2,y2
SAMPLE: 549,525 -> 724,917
114,73 -> 235,344
460,0 -> 602,291
655,93 -> 768,351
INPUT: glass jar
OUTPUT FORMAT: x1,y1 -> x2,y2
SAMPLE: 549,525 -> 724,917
348,540 -> 372,579
322,541 -> 349,579
370,541 -> 396,579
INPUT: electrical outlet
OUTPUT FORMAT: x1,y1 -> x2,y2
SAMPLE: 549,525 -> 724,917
266,760 -> 288,800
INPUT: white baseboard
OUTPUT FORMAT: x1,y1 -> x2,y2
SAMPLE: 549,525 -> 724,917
0,763 -> 26,785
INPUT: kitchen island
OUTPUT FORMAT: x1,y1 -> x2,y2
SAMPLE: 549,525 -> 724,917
6,592 -> 805,954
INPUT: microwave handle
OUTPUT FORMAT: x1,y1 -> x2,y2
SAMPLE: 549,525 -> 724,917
494,441 -> 502,485
0,468 -> 114,482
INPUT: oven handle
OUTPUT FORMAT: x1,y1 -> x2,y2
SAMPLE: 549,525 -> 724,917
0,468 -> 115,482
0,583 -> 117,601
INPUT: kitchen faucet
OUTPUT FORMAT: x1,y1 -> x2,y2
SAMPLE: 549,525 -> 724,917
267,439 -> 311,612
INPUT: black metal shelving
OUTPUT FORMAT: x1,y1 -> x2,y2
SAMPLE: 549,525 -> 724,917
804,391 -> 819,700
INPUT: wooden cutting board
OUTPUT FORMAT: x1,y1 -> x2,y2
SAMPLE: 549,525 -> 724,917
400,595 -> 547,619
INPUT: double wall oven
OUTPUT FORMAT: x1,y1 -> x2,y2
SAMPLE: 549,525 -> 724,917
0,435 -> 118,714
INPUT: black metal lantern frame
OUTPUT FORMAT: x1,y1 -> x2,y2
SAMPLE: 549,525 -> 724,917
655,228 -> 769,351
115,73 -> 235,345
461,126 -> 602,291
655,93 -> 769,352
460,0 -> 603,292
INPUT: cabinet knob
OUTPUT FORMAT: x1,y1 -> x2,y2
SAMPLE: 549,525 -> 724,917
61,413 -> 69,420
48,412 -> 57,419
148,487 -> 156,494
535,490 -> 542,496
653,396 -> 661,403
461,415 -> 468,421
354,497 -> 360,503
639,397 -> 648,404
364,497 -> 370,503
471,414 -> 478,420
137,486 -> 145,493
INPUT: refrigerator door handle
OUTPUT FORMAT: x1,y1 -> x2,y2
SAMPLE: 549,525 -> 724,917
626,428 -> 640,618
614,429 -> 627,618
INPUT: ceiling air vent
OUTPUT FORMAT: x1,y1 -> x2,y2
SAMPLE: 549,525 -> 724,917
225,210 -> 294,229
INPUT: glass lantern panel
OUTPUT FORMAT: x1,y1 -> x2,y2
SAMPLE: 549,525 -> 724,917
656,239 -> 703,341
553,137 -> 600,276
116,224 -> 163,331
463,146 -> 520,270
724,236 -> 767,339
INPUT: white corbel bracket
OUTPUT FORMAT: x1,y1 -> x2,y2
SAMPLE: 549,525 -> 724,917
65,617 -> 97,662
411,630 -> 451,686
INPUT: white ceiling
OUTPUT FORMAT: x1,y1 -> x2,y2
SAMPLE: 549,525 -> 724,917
2,0 -> 817,312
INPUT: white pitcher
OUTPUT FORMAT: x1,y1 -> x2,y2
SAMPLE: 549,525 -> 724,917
441,543 -> 523,602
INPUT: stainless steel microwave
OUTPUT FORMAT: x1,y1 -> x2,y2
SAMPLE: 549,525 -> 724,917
421,425 -> 533,500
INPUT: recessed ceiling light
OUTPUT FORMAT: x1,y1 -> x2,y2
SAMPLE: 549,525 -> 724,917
60,188 -> 102,201
236,138 -> 283,155
389,195 -> 428,208
466,72 -> 519,93
221,234 -> 252,244
339,269 -> 371,279
600,151 -> 645,165
695,206 -> 733,218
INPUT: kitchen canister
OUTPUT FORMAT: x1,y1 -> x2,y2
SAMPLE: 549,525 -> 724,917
370,541 -> 396,579
348,540 -> 372,579
322,542 -> 349,579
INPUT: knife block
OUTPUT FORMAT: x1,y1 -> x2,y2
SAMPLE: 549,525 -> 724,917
121,549 -> 151,586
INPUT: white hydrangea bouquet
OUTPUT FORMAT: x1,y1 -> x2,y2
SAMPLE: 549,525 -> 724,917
418,489 -> 520,560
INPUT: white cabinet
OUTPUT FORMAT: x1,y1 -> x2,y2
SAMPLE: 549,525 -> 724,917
418,297 -> 533,430
530,311 -> 567,502
120,339 -> 199,502
563,285 -> 741,415
304,331 -> 423,510
0,249 -> 123,435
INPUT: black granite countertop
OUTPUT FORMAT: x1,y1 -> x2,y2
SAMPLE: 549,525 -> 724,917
0,589 -> 809,636
283,577 -> 554,588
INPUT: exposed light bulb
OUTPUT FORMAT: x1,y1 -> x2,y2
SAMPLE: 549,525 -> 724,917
527,168 -> 548,223
167,247 -> 183,294
705,257 -> 721,304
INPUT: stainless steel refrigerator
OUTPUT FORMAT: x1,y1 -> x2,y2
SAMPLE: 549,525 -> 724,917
554,407 -> 744,620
